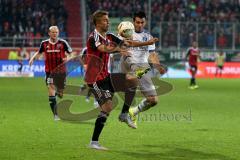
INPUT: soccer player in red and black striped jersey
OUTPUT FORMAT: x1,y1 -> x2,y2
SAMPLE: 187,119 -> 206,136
186,41 -> 200,89
86,10 -> 139,150
29,26 -> 73,120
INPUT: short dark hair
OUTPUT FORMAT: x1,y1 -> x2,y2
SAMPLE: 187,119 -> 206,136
92,10 -> 109,26
133,11 -> 146,21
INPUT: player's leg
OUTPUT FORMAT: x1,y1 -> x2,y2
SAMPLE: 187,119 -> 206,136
192,66 -> 199,88
45,73 -> 59,120
129,74 -> 158,126
215,66 -> 219,77
131,95 -> 158,115
18,63 -> 23,73
85,88 -> 92,102
88,77 -> 114,150
131,75 -> 158,115
54,73 -> 66,99
118,86 -> 137,129
119,61 -> 137,114
90,100 -> 112,150
189,65 -> 198,89
120,62 -> 150,113
219,66 -> 223,77
110,73 -> 138,129
117,60 -> 138,128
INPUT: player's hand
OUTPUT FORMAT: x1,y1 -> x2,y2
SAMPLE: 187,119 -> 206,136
153,63 -> 168,74
148,38 -> 159,45
123,40 -> 130,46
62,57 -> 70,62
118,48 -> 130,56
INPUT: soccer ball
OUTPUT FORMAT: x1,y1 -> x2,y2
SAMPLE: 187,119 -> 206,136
117,21 -> 134,38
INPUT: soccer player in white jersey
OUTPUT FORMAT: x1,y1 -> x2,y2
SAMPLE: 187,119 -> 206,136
119,11 -> 166,128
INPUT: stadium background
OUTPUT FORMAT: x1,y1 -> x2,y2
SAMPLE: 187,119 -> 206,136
1,1 -> 240,160
1,0 -> 240,78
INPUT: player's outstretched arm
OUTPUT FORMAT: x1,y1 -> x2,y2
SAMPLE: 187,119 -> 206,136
125,38 -> 159,47
63,51 -> 78,62
29,51 -> 41,66
97,44 -> 124,53
149,52 -> 167,74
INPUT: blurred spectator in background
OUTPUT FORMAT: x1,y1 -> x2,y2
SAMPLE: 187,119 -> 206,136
86,0 -> 240,48
19,47 -> 30,60
0,0 -> 68,47
8,49 -> 19,60
1,0 -> 240,48
217,33 -> 227,48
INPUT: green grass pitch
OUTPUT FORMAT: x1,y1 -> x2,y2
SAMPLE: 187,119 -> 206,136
0,77 -> 240,160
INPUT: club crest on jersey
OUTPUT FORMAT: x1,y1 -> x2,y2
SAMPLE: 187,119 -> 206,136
57,44 -> 62,49
142,36 -> 147,42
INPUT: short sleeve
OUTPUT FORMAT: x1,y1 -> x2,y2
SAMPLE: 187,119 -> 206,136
88,36 -> 98,50
38,41 -> 44,53
63,40 -> 73,53
147,33 -> 155,52
108,33 -> 123,45
148,43 -> 155,52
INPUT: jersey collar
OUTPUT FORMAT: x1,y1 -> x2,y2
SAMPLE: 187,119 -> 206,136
94,29 -> 106,40
48,38 -> 59,45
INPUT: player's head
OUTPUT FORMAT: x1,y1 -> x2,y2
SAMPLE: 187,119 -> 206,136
192,41 -> 198,48
48,26 -> 59,41
92,10 -> 109,32
219,51 -> 224,55
133,11 -> 146,32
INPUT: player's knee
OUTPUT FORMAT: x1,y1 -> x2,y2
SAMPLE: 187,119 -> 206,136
48,85 -> 56,96
101,100 -> 113,113
147,96 -> 158,107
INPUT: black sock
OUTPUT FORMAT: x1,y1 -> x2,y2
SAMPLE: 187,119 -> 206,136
121,103 -> 130,113
193,78 -> 196,85
92,111 -> 108,141
121,87 -> 136,113
86,88 -> 92,98
49,96 -> 57,115
190,78 -> 196,86
190,78 -> 193,86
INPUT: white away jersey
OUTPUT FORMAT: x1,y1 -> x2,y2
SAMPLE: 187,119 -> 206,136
128,30 -> 155,63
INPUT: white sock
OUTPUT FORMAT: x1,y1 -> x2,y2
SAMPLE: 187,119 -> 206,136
132,99 -> 147,116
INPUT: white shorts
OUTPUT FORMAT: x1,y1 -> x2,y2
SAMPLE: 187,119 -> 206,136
120,56 -> 157,97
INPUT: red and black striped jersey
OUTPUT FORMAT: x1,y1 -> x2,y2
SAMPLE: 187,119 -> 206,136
85,29 -> 122,84
186,47 -> 200,66
38,38 -> 72,73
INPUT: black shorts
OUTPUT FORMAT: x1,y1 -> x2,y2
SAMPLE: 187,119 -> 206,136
45,72 -> 66,90
190,65 -> 198,72
88,73 -> 130,106
217,65 -> 223,70
88,75 -> 114,106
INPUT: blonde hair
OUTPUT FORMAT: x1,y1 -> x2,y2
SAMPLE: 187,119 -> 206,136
92,10 -> 108,26
48,26 -> 59,32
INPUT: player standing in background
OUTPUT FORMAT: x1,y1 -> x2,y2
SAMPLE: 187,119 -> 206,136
29,26 -> 74,120
119,11 -> 166,128
186,41 -> 200,89
215,51 -> 225,77
17,51 -> 23,73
